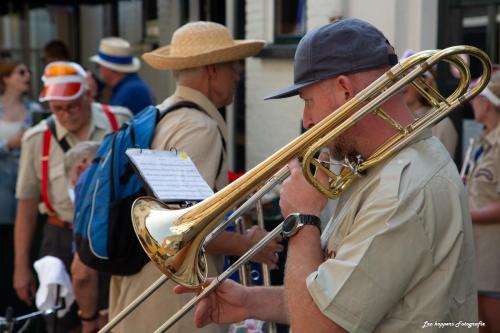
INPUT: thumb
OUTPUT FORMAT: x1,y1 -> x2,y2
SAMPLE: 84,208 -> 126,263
287,158 -> 301,175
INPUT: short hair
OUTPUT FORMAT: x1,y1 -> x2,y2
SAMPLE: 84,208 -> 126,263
0,58 -> 22,91
44,40 -> 70,62
64,141 -> 100,178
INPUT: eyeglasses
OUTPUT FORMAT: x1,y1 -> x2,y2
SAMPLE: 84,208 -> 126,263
14,68 -> 31,76
215,61 -> 243,75
50,97 -> 83,114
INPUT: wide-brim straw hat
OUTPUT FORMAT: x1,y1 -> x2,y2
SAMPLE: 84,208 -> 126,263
143,21 -> 265,70
90,37 -> 140,73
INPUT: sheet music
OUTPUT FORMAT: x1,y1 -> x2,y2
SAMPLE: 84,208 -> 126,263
126,148 -> 214,202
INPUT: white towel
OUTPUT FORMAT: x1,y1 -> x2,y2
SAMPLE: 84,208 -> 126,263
33,256 -> 74,318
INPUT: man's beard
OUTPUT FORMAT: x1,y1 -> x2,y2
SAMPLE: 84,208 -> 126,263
331,134 -> 360,162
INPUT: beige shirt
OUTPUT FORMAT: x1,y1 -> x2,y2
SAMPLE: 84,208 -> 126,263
153,85 -> 228,190
307,132 -> 477,333
109,85 -> 228,333
16,103 -> 131,222
468,123 -> 500,291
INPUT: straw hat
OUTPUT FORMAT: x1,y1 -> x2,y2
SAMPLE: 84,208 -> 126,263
142,21 -> 265,70
90,37 -> 140,73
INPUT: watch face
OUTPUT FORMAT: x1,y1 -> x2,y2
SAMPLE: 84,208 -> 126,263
282,214 -> 299,237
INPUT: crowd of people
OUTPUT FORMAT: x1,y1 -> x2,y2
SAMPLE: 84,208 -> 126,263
0,16 -> 498,333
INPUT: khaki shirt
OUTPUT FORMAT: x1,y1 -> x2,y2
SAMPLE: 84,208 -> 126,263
16,103 -> 131,222
152,85 -> 228,190
109,85 -> 228,333
307,132 -> 477,333
468,124 -> 500,291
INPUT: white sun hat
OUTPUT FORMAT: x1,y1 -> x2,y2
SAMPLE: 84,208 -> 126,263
39,61 -> 87,102
90,37 -> 140,73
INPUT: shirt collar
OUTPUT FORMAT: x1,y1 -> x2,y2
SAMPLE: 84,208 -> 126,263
482,122 -> 500,146
170,85 -> 228,140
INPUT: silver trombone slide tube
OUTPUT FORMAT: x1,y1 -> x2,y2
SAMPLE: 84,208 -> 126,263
204,166 -> 289,245
99,167 -> 289,332
235,217 -> 250,286
460,137 -> 476,180
154,221 -> 285,333
98,275 -> 170,333
256,199 -> 272,287
256,199 -> 277,333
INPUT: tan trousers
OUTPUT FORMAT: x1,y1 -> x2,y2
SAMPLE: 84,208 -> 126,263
109,261 -> 226,333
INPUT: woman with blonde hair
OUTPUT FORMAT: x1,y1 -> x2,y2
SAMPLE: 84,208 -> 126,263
0,58 -> 41,315
401,49 -> 458,157
469,70 -> 500,333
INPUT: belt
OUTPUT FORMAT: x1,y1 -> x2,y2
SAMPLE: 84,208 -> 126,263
47,215 -> 72,230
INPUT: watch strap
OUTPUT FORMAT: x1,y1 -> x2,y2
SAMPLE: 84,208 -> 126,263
298,214 -> 322,233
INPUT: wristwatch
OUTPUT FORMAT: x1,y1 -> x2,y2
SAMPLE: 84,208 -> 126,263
282,213 -> 321,238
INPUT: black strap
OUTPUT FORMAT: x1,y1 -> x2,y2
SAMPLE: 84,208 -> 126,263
159,101 -> 226,184
46,116 -> 71,153
159,101 -> 226,150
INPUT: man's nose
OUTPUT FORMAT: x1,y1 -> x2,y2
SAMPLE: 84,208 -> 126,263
302,110 -> 314,129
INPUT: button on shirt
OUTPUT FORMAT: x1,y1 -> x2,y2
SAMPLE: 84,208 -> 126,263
111,73 -> 155,115
306,133 -> 477,332
16,103 -> 131,222
467,123 -> 500,292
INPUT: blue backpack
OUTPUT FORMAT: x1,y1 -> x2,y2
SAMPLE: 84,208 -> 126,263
74,101 -> 203,275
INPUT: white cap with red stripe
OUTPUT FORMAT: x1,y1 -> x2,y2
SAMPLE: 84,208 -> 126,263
39,61 -> 87,102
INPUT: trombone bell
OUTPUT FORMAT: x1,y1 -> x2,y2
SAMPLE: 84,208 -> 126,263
132,198 -> 208,287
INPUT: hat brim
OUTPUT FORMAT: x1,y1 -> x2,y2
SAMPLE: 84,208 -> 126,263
39,82 -> 84,102
264,80 -> 319,100
90,55 -> 141,73
142,40 -> 265,70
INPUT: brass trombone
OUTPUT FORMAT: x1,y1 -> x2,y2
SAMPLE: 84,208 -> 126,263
101,46 -> 491,333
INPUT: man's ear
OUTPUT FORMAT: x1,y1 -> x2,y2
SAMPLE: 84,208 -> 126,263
335,75 -> 355,102
206,64 -> 217,79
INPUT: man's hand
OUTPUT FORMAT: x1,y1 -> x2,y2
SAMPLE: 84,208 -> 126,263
280,153 -> 330,217
13,265 -> 36,305
174,279 -> 249,328
245,226 -> 283,269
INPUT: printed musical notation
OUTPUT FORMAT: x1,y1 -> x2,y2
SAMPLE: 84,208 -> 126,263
126,148 -> 214,202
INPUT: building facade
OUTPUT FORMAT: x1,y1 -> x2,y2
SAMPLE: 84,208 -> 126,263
1,0 -> 499,170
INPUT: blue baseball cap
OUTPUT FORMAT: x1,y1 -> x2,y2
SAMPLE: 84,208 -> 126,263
265,18 -> 398,99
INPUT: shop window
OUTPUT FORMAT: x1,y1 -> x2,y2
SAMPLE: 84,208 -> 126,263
274,0 -> 306,44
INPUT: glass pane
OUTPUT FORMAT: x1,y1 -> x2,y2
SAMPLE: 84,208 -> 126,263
274,0 -> 306,40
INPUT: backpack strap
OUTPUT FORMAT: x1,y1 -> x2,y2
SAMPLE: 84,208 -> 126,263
159,101 -> 227,183
42,125 -> 57,214
46,117 -> 71,153
101,104 -> 119,132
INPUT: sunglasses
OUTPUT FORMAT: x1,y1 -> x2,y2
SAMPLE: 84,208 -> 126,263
15,68 -> 31,76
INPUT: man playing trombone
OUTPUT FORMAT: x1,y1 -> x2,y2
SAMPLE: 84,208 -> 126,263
177,18 -> 478,332
107,21 -> 284,333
